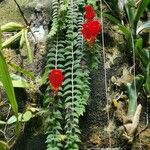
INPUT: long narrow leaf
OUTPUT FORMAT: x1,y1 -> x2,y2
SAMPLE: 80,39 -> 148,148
103,13 -> 131,38
0,141 -> 9,150
145,63 -> 150,95
127,75 -> 144,117
134,0 -> 149,26
2,31 -> 22,48
0,28 -> 1,50
125,0 -> 136,26
9,62 -> 35,79
135,38 -> 150,67
0,74 -> 29,88
24,29 -> 33,63
20,29 -> 25,48
103,13 -> 121,24
118,24 -> 131,39
0,28 -> 18,115
1,22 -> 24,32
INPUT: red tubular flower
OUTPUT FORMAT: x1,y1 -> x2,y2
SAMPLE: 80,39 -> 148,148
81,20 -> 102,47
48,69 -> 64,94
85,5 -> 95,21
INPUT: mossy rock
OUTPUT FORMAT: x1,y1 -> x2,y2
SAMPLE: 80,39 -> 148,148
0,0 -> 34,25
0,0 -> 51,26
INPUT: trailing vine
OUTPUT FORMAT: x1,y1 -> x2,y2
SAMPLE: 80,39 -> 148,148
63,0 -> 85,149
44,0 -> 100,149
48,0 -> 59,38
44,35 -> 65,149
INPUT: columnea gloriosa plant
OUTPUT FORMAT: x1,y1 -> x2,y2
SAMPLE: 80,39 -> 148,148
85,5 -> 95,21
44,1 -> 100,149
81,4 -> 102,47
48,69 -> 64,94
0,0 -> 149,149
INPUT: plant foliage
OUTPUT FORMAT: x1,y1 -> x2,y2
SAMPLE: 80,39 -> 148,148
104,0 -> 150,117
0,28 -> 18,116
43,0 -> 94,149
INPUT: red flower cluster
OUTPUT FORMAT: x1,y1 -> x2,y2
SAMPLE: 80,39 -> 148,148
81,5 -> 102,47
48,69 -> 64,94
85,5 -> 95,21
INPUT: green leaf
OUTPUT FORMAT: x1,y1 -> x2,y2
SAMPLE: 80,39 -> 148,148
127,74 -> 144,117
135,38 -> 143,51
0,141 -> 9,150
103,13 -> 131,39
63,90 -> 72,96
0,120 -> 6,125
57,58 -> 64,62
47,53 -> 56,57
1,22 -> 24,32
2,31 -> 22,48
118,24 -> 131,39
64,61 -> 72,67
145,63 -> 150,95
0,74 -> 29,88
24,29 -> 33,63
144,48 -> 150,59
0,28 -> 18,115
7,115 -> 17,124
137,21 -> 150,34
64,71 -> 72,78
20,29 -> 25,48
12,74 -> 29,88
65,102 -> 73,108
65,96 -> 72,102
41,67 -> 49,84
103,13 -> 121,24
63,84 -> 72,92
7,111 -> 32,123
134,0 -> 149,26
135,38 -> 150,67
18,111 -> 32,122
125,0 -> 135,25
62,78 -> 71,85
0,28 -> 1,50
8,63 -> 35,79
76,107 -> 85,116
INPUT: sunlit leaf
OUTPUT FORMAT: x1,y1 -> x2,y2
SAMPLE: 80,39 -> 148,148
0,74 -> 29,88
0,141 -> 9,150
7,111 -> 32,124
20,29 -> 25,48
1,22 -> 24,32
24,29 -> 33,63
0,28 -> 18,115
18,111 -> 32,122
7,115 -> 17,124
135,38 -> 150,67
8,63 -> 35,79
0,120 -> 6,125
125,0 -> 135,25
127,74 -> 144,117
2,31 -> 22,48
137,20 -> 150,34
134,0 -> 149,26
